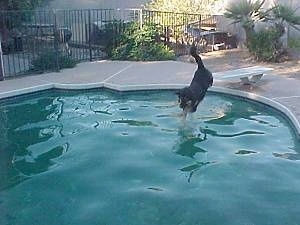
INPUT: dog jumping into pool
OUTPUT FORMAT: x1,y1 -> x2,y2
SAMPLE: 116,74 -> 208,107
176,44 -> 213,120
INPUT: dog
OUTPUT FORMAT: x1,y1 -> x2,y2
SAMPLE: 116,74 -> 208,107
176,45 -> 213,119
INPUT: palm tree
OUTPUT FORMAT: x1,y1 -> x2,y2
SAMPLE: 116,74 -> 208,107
225,1 -> 300,62
271,3 -> 300,38
224,0 -> 269,45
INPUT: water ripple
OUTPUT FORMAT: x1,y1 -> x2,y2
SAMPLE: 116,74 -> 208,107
112,119 -> 158,127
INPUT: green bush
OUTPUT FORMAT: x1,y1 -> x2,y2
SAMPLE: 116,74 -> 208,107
111,22 -> 175,61
30,50 -> 77,72
288,38 -> 300,49
248,27 -> 283,62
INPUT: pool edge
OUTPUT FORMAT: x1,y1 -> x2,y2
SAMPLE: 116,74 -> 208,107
211,86 -> 300,140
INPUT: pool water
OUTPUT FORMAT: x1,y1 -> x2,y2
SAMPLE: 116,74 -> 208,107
1,90 -> 300,225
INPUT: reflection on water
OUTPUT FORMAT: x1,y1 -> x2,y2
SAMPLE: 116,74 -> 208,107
1,90 -> 300,225
173,126 -> 215,182
235,149 -> 258,155
273,152 -> 300,160
179,160 -> 216,183
174,127 -> 207,158
12,143 -> 69,176
202,127 -> 265,138
0,95 -> 66,190
147,187 -> 164,192
112,119 -> 158,127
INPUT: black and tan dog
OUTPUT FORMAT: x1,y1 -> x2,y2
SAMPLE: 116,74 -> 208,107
176,45 -> 213,119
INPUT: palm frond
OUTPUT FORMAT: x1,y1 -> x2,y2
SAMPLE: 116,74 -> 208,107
272,3 -> 300,26
224,0 -> 267,22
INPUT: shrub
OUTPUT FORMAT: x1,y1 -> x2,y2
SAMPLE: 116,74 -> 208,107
248,27 -> 283,62
288,38 -> 300,49
30,50 -> 77,72
111,22 -> 175,61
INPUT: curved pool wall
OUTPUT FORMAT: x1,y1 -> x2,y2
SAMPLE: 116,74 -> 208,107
0,82 -> 300,140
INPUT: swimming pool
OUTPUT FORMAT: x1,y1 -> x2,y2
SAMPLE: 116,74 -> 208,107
1,89 -> 300,225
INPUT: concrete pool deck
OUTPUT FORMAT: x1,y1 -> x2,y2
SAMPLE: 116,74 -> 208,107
0,58 -> 300,139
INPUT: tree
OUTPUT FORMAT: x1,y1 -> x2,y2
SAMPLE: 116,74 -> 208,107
224,0 -> 269,45
145,0 -> 223,14
225,0 -> 300,62
111,22 -> 175,61
0,0 -> 51,11
271,3 -> 300,36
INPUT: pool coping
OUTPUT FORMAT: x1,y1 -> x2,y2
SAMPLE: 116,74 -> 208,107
1,80 -> 300,140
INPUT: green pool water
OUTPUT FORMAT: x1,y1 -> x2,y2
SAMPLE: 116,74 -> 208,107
1,89 -> 300,225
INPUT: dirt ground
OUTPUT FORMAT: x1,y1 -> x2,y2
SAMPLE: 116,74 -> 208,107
178,48 -> 300,79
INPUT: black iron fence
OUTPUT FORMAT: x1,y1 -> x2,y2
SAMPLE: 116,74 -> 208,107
0,9 -> 236,78
0,9 -> 118,77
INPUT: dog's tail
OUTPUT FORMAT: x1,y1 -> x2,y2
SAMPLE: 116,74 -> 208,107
190,44 -> 204,69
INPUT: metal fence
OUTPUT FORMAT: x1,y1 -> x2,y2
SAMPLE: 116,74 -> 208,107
143,10 -> 219,54
0,9 -> 233,78
0,9 -> 120,77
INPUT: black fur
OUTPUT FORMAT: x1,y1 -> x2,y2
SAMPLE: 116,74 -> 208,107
176,45 -> 213,115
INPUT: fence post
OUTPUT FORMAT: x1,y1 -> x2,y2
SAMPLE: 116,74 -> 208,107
139,9 -> 143,29
88,9 -> 92,61
53,9 -> 60,72
0,36 -> 4,81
